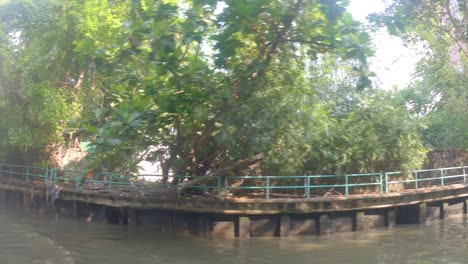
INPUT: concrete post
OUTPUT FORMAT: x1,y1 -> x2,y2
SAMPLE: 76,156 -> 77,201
419,203 -> 427,224
127,209 -> 138,225
464,200 -> 468,214
95,205 -> 107,224
441,203 -> 449,219
23,193 -> 27,206
386,209 -> 396,228
119,208 -> 128,225
23,192 -> 31,209
169,212 -> 176,232
280,215 -> 291,237
318,214 -> 330,235
196,214 -> 210,234
73,200 -> 78,217
354,211 -> 365,231
18,191 -> 24,207
235,216 -> 250,238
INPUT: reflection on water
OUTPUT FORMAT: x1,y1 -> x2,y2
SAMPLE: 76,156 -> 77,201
1,206 -> 468,264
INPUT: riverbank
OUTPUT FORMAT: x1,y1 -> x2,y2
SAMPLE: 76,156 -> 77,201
1,172 -> 468,238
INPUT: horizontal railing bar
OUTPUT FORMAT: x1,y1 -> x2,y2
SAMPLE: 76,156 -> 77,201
345,173 -> 381,177
227,175 -> 337,179
228,184 -> 348,189
0,171 -> 45,177
441,174 -> 465,179
181,185 -> 218,189
388,178 -> 440,184
388,175 -> 465,184
386,166 -> 467,176
225,182 -> 381,189
347,182 -> 381,187
385,172 -> 403,176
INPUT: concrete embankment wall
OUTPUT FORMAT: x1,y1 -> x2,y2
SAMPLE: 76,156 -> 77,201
1,184 -> 468,238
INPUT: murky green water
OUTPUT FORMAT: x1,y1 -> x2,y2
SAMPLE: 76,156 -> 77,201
1,206 -> 468,264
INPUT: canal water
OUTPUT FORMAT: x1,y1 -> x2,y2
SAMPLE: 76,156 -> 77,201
1,207 -> 468,264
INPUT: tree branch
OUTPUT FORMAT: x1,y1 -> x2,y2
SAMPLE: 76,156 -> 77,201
179,153 -> 263,188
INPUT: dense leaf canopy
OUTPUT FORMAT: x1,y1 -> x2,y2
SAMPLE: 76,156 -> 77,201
1,0 -> 456,177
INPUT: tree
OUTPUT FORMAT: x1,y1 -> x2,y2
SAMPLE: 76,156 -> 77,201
0,0 -> 429,179
74,0 -> 379,176
371,0 -> 467,151
0,0 -> 83,163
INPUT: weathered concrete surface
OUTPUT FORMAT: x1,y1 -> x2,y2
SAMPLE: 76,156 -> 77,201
419,203 -> 428,224
319,213 -> 353,235
235,216 -> 250,238
288,215 -> 317,236
2,180 -> 468,216
426,203 -> 443,221
279,215 -> 291,237
211,221 -> 235,237
386,209 -> 396,228
249,215 -> 279,237
446,200 -> 465,216
65,185 -> 468,215
354,211 -> 365,231
354,209 -> 387,230
2,179 -> 468,238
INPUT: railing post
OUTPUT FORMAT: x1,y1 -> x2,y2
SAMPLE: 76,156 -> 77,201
76,171 -> 82,190
224,176 -> 229,198
266,177 -> 270,200
44,167 -> 49,185
108,173 -> 113,191
306,177 -> 310,199
464,167 -> 466,185
345,174 -> 349,196
52,169 -> 56,187
8,167 -> 12,181
385,173 -> 389,194
26,167 -> 30,183
217,176 -> 221,199
176,177 -> 181,198
415,171 -> 418,189
379,172 -> 383,194
440,169 -> 444,187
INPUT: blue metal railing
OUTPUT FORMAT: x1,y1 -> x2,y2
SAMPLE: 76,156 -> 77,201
0,164 -> 48,184
385,166 -> 467,193
0,163 -> 466,200
225,173 -> 382,199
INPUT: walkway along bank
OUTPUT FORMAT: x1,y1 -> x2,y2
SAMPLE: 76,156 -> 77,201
0,164 -> 467,238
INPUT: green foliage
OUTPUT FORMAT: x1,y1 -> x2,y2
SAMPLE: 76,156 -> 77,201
399,58 -> 467,150
0,0 -> 85,162
0,0 -> 429,175
372,0 -> 467,151
264,56 -> 428,175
